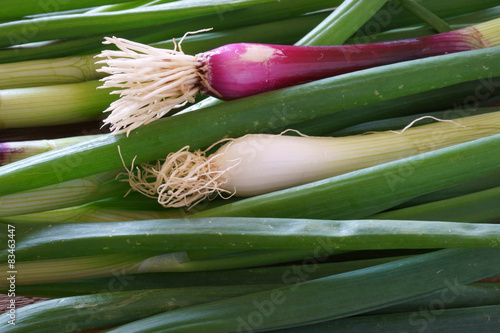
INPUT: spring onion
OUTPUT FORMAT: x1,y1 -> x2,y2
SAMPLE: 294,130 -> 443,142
96,18 -> 500,133
123,111 -> 500,207
193,132 -> 500,220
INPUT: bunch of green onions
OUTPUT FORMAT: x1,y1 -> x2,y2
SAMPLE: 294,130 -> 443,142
2,0 -> 500,332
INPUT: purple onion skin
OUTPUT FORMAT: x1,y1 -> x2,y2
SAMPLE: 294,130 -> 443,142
200,30 -> 482,100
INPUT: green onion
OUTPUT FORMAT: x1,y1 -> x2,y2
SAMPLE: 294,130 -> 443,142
0,55 -> 100,89
347,5 -> 500,44
0,204 -> 184,224
2,46 -> 500,197
359,0 -> 500,34
123,111 -> 500,207
96,18 -> 500,134
194,133 -> 500,220
8,256 -> 407,297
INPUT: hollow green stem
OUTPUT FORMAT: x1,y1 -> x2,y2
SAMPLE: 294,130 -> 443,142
396,0 -> 453,33
7,256 -> 407,297
0,0 -> 136,21
0,171 -> 126,218
0,135 -> 98,166
6,217 -> 500,262
0,80 -> 116,128
297,0 -> 389,46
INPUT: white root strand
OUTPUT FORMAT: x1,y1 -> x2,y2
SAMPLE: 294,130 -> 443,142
96,36 -> 203,135
119,145 -> 238,208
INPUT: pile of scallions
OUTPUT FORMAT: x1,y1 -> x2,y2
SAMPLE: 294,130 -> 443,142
2,0 -> 500,332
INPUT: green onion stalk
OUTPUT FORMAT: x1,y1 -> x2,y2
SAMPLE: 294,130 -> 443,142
331,106 -> 500,136
0,248 -> 323,285
0,171 -> 127,218
275,304 -> 500,333
6,256 -> 408,297
193,132 -> 500,220
396,171 -> 500,208
5,217 -> 500,263
348,5 -> 500,44
0,135 -> 98,166
0,80 -> 116,128
358,0 -> 499,34
0,0 -> 138,21
370,185 -> 500,223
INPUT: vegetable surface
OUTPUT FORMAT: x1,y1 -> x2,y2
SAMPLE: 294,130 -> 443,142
2,46 -> 500,197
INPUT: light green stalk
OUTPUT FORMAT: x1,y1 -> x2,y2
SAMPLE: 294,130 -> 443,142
396,0 -> 453,33
0,55 -> 101,89
0,249 -> 320,285
0,171 -> 126,218
0,80 -> 116,128
0,135 -> 98,165
297,0 -> 389,46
